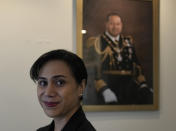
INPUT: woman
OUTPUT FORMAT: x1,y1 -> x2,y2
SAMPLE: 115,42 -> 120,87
30,49 -> 96,131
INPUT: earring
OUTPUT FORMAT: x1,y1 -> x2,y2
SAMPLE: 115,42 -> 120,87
79,93 -> 83,100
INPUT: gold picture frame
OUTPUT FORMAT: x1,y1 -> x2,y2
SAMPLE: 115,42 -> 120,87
77,0 -> 159,111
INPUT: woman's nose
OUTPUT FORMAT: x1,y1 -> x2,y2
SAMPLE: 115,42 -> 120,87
44,83 -> 56,97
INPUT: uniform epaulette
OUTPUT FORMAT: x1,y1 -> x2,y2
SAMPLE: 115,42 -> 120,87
86,36 -> 100,48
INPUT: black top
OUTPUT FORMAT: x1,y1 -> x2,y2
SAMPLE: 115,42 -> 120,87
37,106 -> 96,131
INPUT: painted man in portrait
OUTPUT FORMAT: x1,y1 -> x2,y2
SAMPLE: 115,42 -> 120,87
85,12 -> 153,105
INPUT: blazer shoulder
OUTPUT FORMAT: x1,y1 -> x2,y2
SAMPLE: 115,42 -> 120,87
78,119 -> 96,131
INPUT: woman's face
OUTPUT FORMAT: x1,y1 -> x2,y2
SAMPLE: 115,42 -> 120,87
37,60 -> 84,119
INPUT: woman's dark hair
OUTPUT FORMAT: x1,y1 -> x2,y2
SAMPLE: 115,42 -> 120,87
30,49 -> 87,85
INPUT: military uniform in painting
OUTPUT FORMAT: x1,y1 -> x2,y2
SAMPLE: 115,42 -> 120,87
85,32 -> 153,105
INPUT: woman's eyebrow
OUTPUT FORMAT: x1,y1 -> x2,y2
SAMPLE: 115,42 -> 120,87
37,75 -> 67,80
52,75 -> 66,79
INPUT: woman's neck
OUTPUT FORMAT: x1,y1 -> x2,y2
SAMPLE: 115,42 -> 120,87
54,106 -> 80,131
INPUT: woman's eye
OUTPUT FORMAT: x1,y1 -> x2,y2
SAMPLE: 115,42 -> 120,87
38,80 -> 48,87
55,80 -> 65,87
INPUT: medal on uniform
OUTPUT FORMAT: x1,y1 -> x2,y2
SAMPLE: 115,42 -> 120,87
125,40 -> 130,46
128,48 -> 133,54
118,54 -> 122,61
116,48 -> 120,53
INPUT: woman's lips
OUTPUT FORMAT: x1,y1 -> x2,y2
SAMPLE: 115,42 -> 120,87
44,101 -> 60,107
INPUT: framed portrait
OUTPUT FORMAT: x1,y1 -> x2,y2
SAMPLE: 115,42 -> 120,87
76,0 -> 159,111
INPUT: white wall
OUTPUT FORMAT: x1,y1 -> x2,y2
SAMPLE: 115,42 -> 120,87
0,0 -> 176,131
0,0 -> 73,130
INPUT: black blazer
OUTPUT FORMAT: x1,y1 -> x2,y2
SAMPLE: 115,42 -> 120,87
37,106 -> 96,131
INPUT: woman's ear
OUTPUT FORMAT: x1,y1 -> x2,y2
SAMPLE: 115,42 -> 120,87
78,79 -> 86,99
